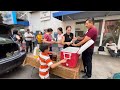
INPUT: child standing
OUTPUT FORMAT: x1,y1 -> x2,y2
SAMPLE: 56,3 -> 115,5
37,43 -> 67,79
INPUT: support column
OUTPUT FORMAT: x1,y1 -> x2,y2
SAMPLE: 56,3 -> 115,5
99,19 -> 106,46
118,34 -> 120,49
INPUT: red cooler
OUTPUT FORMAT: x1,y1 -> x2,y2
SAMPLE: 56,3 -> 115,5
60,47 -> 80,68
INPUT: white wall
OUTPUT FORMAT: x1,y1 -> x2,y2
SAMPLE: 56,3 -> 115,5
29,12 -> 41,32
29,11 -> 76,37
40,11 -> 63,33
29,11 -> 63,37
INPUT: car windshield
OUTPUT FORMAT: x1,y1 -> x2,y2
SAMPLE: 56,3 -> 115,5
0,37 -> 14,44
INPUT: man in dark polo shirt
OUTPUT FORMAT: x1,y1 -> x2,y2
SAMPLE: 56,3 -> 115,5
72,18 -> 98,78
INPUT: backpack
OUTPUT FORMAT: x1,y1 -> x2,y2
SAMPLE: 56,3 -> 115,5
13,34 -> 17,41
98,46 -> 104,51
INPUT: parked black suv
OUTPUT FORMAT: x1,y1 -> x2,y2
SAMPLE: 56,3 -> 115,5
0,24 -> 26,75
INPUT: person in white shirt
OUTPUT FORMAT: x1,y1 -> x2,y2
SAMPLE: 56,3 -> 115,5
56,27 -> 64,51
24,29 -> 33,53
106,40 -> 119,57
31,31 -> 36,50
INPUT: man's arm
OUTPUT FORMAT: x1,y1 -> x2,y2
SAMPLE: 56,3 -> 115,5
72,36 -> 91,46
72,28 -> 96,47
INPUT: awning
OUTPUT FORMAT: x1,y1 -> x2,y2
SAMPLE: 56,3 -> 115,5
53,11 -> 120,21
53,11 -> 83,21
53,11 -> 82,17
17,21 -> 29,26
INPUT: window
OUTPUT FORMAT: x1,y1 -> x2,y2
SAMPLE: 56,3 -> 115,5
75,31 -> 84,37
102,20 -> 120,46
75,22 -> 87,37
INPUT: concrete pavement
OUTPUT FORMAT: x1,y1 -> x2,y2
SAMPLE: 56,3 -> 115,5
0,54 -> 120,79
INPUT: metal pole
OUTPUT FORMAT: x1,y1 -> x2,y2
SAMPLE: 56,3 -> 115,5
99,11 -> 111,46
118,34 -> 120,49
99,18 -> 106,46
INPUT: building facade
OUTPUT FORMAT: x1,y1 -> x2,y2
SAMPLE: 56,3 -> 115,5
28,11 -> 63,34
28,11 -> 120,54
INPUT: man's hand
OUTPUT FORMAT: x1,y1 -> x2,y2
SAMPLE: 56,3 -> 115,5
72,43 -> 78,47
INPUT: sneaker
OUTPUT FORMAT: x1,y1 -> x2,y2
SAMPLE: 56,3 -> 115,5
82,75 -> 91,79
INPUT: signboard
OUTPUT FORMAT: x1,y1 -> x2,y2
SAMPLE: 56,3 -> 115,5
40,11 -> 51,21
17,11 -> 28,20
1,11 -> 17,25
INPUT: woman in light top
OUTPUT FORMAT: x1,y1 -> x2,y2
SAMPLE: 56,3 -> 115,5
56,27 -> 64,51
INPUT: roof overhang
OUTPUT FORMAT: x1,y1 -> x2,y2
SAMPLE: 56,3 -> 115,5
53,11 -> 120,21
53,11 -> 82,17
17,21 -> 29,26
